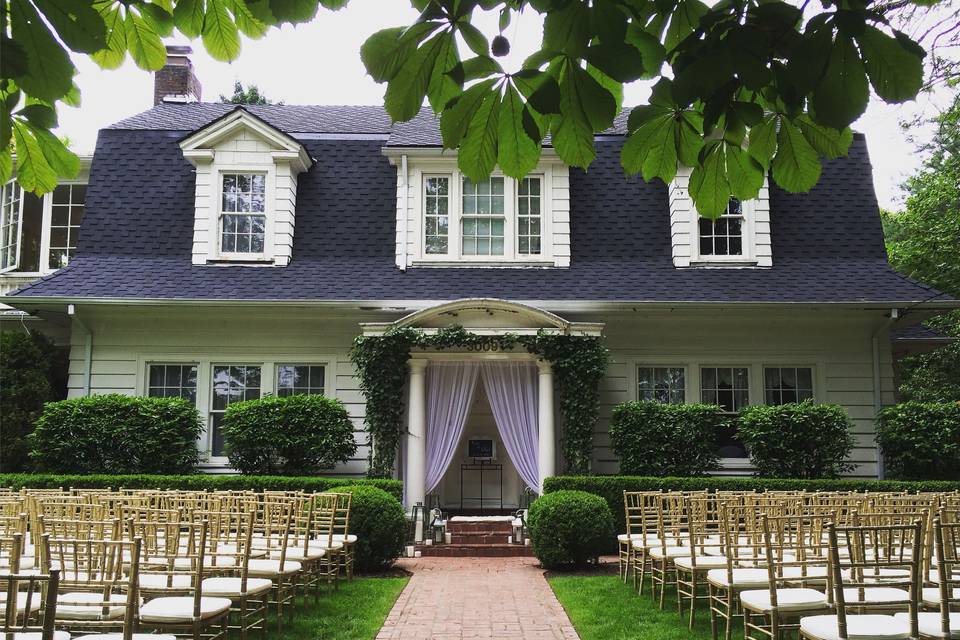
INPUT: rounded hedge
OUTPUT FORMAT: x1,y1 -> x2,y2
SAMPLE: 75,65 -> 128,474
30,395 -> 203,474
877,401 -> 960,480
528,489 -> 614,569
221,394 -> 357,475
328,484 -> 405,572
609,401 -> 722,476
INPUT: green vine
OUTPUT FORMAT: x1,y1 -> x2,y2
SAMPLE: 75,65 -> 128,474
350,326 -> 608,479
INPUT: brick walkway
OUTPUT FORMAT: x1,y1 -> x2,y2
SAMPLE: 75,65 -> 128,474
376,557 -> 580,640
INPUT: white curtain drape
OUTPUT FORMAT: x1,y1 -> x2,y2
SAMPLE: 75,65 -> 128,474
424,361 -> 479,495
481,362 -> 540,492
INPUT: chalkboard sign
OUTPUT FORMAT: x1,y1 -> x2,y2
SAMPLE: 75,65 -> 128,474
468,438 -> 495,460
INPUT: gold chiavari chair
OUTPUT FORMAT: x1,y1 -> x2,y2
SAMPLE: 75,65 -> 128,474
331,492 -> 355,581
1,568 -> 64,640
899,516 -> 960,638
628,491 -> 664,594
649,492 -> 694,608
799,520 -> 922,640
247,496 -> 299,631
675,494 -> 730,629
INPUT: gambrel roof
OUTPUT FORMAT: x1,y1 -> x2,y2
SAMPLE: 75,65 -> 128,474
6,103 -> 951,307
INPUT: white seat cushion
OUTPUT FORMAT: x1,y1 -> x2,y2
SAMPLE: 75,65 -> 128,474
842,587 -> 910,604
9,632 -> 71,640
741,588 -> 829,613
0,591 -> 42,614
675,555 -> 728,570
276,547 -> 327,561
78,635 -> 176,640
895,612 -> 960,639
140,596 -> 232,623
708,568 -> 769,588
781,566 -> 829,580
649,546 -> 689,559
800,614 -> 911,640
247,559 -> 302,576
331,534 -> 357,544
57,592 -> 128,620
921,587 -> 957,607
138,573 -> 193,590
201,576 -> 273,597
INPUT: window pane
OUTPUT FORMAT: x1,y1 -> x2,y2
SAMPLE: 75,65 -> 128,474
699,199 -> 744,257
210,364 -> 261,456
424,176 -> 450,255
147,364 -> 198,406
277,364 -> 325,396
763,367 -> 814,406
701,366 -> 750,456
518,177 -> 543,256
638,366 -> 684,404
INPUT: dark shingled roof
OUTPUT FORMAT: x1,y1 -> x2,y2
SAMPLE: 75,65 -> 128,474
8,103 -> 949,304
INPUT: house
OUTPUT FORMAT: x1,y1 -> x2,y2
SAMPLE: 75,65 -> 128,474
3,47 -> 955,507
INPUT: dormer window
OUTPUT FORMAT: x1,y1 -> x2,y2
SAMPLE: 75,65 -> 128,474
698,198 -> 744,257
220,173 -> 266,256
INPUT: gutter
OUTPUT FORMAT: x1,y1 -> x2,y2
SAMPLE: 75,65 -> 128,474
399,154 -> 408,272
68,304 -> 92,397
871,308 -> 900,479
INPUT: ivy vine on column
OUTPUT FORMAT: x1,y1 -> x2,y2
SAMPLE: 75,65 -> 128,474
350,325 -> 608,479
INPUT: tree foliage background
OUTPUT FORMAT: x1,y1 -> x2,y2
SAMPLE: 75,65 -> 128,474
219,80 -> 278,104
0,0 -> 944,218
882,88 -> 960,402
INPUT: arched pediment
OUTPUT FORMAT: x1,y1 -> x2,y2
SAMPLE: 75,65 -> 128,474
360,298 -> 603,336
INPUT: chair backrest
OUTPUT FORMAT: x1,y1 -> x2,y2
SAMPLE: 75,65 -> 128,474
930,516 -> 960,639
1,568 -> 60,639
334,492 -> 353,539
0,533 -> 23,574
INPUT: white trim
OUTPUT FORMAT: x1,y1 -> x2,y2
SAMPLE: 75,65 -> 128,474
179,109 -> 310,173
212,168 -> 275,262
631,363 -> 690,403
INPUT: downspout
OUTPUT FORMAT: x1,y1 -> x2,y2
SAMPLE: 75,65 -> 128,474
871,307 -> 899,479
68,304 -> 92,397
399,154 -> 409,272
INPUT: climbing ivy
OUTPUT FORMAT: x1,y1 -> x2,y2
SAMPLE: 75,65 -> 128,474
350,326 -> 607,479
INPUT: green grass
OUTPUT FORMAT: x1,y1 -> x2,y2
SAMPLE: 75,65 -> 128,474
549,575 -> 742,640
276,577 -> 408,640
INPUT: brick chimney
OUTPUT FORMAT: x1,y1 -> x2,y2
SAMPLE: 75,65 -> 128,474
153,45 -> 202,105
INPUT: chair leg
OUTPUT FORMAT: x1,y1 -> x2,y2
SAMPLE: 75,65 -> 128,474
709,584 -> 719,640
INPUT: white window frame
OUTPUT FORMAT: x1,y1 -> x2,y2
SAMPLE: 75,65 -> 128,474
213,168 -> 274,262
137,354 -> 335,466
634,364 -> 689,404
0,180 -> 23,273
145,362 -> 200,402
412,165 -> 554,265
762,364 -> 819,405
692,198 -> 757,264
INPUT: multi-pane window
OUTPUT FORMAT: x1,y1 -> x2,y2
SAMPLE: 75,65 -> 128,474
277,364 -> 326,397
210,365 -> 262,456
637,366 -> 685,404
49,184 -> 85,269
220,173 -> 266,255
701,366 -> 750,458
1,181 -> 21,271
699,198 -> 744,256
517,177 -> 542,255
147,364 -> 198,403
461,177 -> 505,256
424,176 -> 449,254
764,367 -> 814,405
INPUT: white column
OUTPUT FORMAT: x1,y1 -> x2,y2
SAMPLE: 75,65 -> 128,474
406,359 -> 428,517
537,360 -> 555,494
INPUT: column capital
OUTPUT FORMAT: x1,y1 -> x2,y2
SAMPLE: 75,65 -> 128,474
408,358 -> 429,373
537,359 -> 553,375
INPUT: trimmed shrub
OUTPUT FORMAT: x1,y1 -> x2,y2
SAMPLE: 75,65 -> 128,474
0,331 -> 67,472
221,394 -> 357,475
737,401 -> 855,478
30,395 -> 203,474
528,490 -> 614,569
609,401 -> 723,476
877,402 -> 960,480
0,473 -> 402,501
544,475 -> 960,535
328,484 -> 405,572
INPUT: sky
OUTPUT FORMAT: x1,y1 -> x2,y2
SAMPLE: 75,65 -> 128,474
55,0 -> 953,211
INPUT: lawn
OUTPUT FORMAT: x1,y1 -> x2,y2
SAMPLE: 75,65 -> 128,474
549,575 -> 741,640
275,577 -> 408,640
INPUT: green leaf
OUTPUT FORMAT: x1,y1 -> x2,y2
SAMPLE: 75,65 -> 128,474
748,114 -> 778,170
796,115 -> 853,159
231,0 -> 269,38
665,0 -> 708,52
771,118 -> 821,192
856,25 -> 924,103
587,65 -> 622,114
625,25 -> 666,80
361,27 -> 419,83
384,34 -> 444,122
447,56 -> 501,85
12,120 -> 57,194
513,69 -> 560,115
140,3 -> 174,37
202,0 -> 242,62
173,0 -> 206,38
725,145 -> 764,201
812,34 -> 868,130
458,22 -> 488,57
440,79 -> 496,148
124,9 -> 167,70
676,111 -> 704,167
9,0 -> 75,102
0,150 -> 12,184
543,1 -> 591,57
552,110 -> 596,169
426,32 -> 459,112
34,128 -> 80,178
620,110 -> 677,183
565,64 -> 616,132
32,0 -> 106,53
16,104 -> 57,129
0,36 -> 29,79
498,84 -> 540,179
689,142 -> 729,218
584,43 -> 646,83
268,0 -> 318,23
91,4 -> 127,69
458,91 -> 500,181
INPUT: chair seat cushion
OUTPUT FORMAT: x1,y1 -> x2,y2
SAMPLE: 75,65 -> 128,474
9,632 -> 71,640
781,566 -> 828,581
331,534 -> 357,544
78,635 -> 177,640
675,555 -> 728,570
800,614 -> 911,640
0,591 -> 42,614
201,576 -> 273,597
277,548 -> 327,561
922,587 -> 957,607
741,588 -> 829,613
140,596 -> 232,623
139,574 -> 193,590
57,592 -> 129,620
842,587 -> 910,605
707,568 -> 769,588
247,559 -> 302,576
894,612 -> 960,639
649,546 -> 689,559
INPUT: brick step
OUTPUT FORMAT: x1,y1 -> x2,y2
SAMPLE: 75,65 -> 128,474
449,532 -> 511,544
446,521 -> 514,534
416,543 -> 534,558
